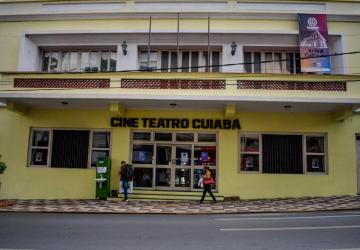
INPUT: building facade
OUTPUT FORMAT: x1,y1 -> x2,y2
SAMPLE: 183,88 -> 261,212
1,0 -> 360,200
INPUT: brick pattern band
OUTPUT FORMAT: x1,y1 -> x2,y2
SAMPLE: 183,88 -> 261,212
237,80 -> 346,91
121,79 -> 226,89
14,78 -> 110,88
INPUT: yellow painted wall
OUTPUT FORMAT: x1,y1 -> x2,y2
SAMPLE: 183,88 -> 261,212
0,107 -> 359,199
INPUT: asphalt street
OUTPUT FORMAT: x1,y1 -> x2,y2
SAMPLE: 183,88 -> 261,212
1,210 -> 360,250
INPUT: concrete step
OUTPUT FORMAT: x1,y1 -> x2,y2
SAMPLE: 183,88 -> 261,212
111,190 -> 224,201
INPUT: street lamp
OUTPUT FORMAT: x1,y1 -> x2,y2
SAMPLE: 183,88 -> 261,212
231,41 -> 237,56
121,41 -> 128,56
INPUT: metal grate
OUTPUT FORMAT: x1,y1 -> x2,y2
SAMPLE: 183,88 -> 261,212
262,134 -> 303,174
14,78 -> 110,88
51,130 -> 90,169
121,79 -> 226,89
237,80 -> 346,91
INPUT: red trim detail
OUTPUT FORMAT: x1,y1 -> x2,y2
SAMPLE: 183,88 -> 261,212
121,79 -> 225,89
14,78 -> 110,88
237,81 -> 346,91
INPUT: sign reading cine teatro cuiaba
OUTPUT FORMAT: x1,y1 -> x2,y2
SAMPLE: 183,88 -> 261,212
111,117 -> 241,129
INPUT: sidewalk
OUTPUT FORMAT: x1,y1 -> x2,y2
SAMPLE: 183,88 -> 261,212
1,196 -> 360,214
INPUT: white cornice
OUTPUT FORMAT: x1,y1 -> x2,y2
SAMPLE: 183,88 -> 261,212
0,1 -> 359,22
1,91 -> 360,105
0,12 -> 359,22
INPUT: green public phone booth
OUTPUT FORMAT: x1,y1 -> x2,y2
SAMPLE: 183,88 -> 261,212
95,157 -> 111,200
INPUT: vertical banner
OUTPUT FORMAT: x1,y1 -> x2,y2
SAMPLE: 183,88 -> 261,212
298,14 -> 331,73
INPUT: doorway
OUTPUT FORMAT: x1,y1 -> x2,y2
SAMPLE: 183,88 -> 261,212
131,131 -> 218,191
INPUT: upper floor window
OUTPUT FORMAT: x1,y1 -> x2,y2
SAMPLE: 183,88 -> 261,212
244,50 -> 301,74
139,50 -> 220,72
41,50 -> 116,72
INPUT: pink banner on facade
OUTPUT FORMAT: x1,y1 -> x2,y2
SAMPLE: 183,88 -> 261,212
298,14 -> 331,73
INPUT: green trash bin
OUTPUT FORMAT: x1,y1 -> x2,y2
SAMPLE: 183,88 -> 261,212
95,157 -> 111,200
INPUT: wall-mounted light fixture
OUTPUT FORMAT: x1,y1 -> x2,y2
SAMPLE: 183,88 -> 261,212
121,41 -> 127,56
231,41 -> 237,56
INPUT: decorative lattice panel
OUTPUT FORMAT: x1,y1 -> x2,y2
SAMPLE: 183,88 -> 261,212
121,79 -> 226,89
14,78 -> 110,88
237,80 -> 346,91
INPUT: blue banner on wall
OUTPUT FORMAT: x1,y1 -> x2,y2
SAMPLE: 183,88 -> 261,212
298,14 -> 331,73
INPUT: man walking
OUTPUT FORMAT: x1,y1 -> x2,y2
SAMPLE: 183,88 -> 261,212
119,161 -> 133,202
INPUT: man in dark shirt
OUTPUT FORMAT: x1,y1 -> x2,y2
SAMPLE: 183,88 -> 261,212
119,161 -> 133,202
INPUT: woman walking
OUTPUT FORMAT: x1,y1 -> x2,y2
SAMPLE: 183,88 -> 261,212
200,166 -> 216,203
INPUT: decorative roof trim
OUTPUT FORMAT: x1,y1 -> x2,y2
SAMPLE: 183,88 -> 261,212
237,80 -> 346,91
14,78 -> 110,88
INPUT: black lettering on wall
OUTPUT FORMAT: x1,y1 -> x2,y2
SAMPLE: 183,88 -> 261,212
111,117 -> 120,127
232,119 -> 241,129
157,118 -> 165,128
223,120 -> 231,129
172,119 -> 180,128
192,119 -> 200,129
149,118 -> 157,128
181,119 -> 190,128
142,118 -> 149,128
213,119 -> 222,129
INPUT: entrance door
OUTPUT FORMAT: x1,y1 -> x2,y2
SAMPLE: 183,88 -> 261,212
155,144 -> 172,190
131,131 -> 217,192
174,144 -> 192,190
155,144 -> 192,191
356,136 -> 360,194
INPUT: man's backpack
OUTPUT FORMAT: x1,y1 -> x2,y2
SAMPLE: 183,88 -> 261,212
125,165 -> 134,180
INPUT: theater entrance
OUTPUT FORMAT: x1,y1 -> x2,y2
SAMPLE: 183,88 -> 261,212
130,131 -> 217,191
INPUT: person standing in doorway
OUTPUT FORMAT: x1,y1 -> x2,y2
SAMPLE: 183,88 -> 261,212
119,161 -> 133,202
200,166 -> 216,204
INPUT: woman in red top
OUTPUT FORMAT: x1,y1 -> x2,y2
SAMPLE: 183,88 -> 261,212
200,166 -> 216,203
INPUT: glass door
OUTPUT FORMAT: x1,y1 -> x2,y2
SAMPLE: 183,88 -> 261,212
174,144 -> 192,190
155,144 -> 172,190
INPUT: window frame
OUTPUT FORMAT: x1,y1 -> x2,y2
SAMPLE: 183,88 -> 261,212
28,128 -> 52,168
239,133 -> 262,173
41,49 -> 117,72
138,49 -> 221,72
243,50 -> 301,74
239,132 -> 327,174
89,130 -> 112,168
304,134 -> 327,174
28,128 -> 112,168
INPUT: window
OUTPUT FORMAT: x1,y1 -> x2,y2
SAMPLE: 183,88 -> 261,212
306,136 -> 326,173
244,50 -> 301,74
29,129 -> 111,168
240,134 -> 260,172
198,133 -> 216,142
194,146 -> 216,166
133,132 -> 151,141
239,133 -> 326,174
90,131 -> 111,167
139,51 -> 158,71
155,132 -> 172,141
41,50 -> 116,72
139,50 -> 221,72
132,144 -> 154,164
29,129 -> 50,166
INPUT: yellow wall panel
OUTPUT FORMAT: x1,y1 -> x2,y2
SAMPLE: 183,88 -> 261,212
0,107 -> 359,199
